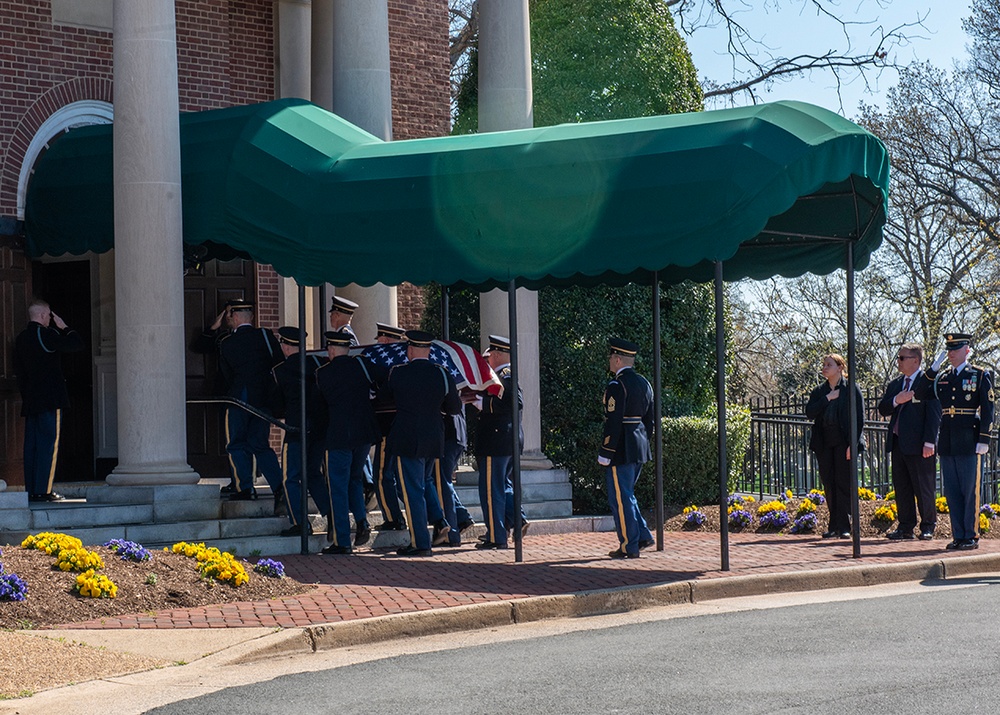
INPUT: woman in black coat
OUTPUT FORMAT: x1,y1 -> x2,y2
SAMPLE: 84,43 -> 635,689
805,353 -> 866,538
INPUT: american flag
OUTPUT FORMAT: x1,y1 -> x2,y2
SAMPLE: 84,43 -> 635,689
359,340 -> 502,396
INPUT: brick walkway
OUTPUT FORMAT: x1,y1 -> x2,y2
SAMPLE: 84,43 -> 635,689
56,531 -> 1000,630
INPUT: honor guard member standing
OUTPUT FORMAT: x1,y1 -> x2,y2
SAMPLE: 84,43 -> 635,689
925,332 -> 995,550
216,299 -> 285,502
371,323 -> 408,532
386,330 -> 460,556
14,300 -> 83,502
328,295 -> 359,346
599,338 -> 655,559
315,330 -> 380,554
878,343 -> 941,541
272,327 -> 332,537
473,335 -> 524,550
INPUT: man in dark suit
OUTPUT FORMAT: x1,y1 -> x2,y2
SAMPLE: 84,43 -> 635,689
14,300 -> 83,502
878,343 -> 942,541
925,332 -> 995,550
599,338 -> 655,559
216,299 -> 284,501
315,330 -> 380,555
386,330 -> 460,556
271,327 -> 331,537
473,335 -> 524,550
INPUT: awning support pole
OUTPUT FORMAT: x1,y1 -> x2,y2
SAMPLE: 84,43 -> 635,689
847,242 -> 861,558
652,271 -> 664,549
715,260 -> 730,571
298,283 -> 309,555
508,279 -> 523,563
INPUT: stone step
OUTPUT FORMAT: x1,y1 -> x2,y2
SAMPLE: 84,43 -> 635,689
453,467 -> 569,488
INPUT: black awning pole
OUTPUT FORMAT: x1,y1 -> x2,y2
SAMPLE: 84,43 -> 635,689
847,242 -> 861,558
441,285 -> 450,341
652,271 -> 664,550
298,283 -> 310,555
318,285 -> 328,341
715,261 -> 730,571
508,279 -> 523,563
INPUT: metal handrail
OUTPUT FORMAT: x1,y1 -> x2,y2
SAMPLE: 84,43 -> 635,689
185,396 -> 299,433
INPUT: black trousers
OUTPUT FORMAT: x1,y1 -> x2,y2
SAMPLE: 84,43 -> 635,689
891,448 -> 937,533
816,443 -> 852,533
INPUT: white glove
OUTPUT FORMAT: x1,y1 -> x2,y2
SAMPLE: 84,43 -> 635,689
473,396 -> 483,411
931,349 -> 948,371
976,443 -> 989,455
598,456 -> 611,466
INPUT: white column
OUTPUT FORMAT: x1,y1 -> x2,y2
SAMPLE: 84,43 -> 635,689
106,0 -> 198,485
330,0 -> 396,336
478,0 -> 549,466
277,0 -> 312,100
311,0 -> 334,110
277,0 -> 313,334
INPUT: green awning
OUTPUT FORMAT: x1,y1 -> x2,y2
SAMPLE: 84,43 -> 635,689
24,98 -> 889,289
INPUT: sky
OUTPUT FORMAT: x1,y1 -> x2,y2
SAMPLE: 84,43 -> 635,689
684,1 -> 972,118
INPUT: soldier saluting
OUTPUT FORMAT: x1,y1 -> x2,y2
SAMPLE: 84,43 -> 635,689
925,332 -> 995,550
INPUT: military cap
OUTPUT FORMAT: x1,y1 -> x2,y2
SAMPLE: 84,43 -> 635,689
225,298 -> 254,312
405,330 -> 435,348
329,295 -> 359,315
324,330 -> 354,348
276,326 -> 305,346
487,335 -> 511,353
375,322 -> 406,340
609,337 -> 640,357
945,332 -> 972,350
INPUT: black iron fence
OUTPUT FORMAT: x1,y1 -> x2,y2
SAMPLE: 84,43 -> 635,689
737,389 -> 1000,504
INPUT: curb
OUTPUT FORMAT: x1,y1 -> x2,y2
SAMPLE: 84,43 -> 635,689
227,553 -> 1000,663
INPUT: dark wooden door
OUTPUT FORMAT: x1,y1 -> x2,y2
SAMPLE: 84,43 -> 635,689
184,259 -> 256,478
0,244 -> 32,488
31,260 -> 94,482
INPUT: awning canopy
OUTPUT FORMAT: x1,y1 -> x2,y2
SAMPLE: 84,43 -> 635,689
25,98 -> 889,289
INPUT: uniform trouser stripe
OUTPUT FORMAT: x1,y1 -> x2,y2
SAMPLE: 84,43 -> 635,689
281,444 -> 297,526
325,453 -> 338,545
45,409 -> 61,494
399,456 -> 417,546
435,460 -> 444,508
376,438 -> 390,515
612,466 -> 629,551
975,454 -> 983,536
224,410 -> 238,485
486,457 -> 496,540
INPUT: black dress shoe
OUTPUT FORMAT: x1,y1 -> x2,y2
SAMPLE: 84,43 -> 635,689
439,541 -> 462,548
839,532 -> 851,539
945,540 -> 961,550
918,531 -> 934,541
955,539 -> 980,550
609,548 -> 639,559
821,530 -> 838,539
475,541 -> 508,550
520,520 -> 530,537
379,520 -> 407,531
886,530 -> 914,540
638,538 -> 655,550
432,519 -> 451,546
322,544 -> 354,555
396,545 -> 433,556
458,519 -> 475,534
228,489 -> 257,501
354,522 -> 371,547
281,523 -> 312,537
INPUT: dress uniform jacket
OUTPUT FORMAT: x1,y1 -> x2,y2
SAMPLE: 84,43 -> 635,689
387,359 -> 462,459
927,363 -> 995,456
14,321 -> 84,415
599,367 -> 654,466
475,366 -> 523,457
218,325 -> 283,406
272,353 -> 328,442
877,373 -> 941,455
315,355 -> 380,450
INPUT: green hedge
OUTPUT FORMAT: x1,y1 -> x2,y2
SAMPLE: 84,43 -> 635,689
634,405 -> 751,509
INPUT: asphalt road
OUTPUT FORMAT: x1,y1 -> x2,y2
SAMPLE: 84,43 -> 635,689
145,575 -> 1000,715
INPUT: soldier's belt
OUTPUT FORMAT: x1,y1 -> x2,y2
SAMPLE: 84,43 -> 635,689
622,417 -> 643,423
943,407 -> 978,416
